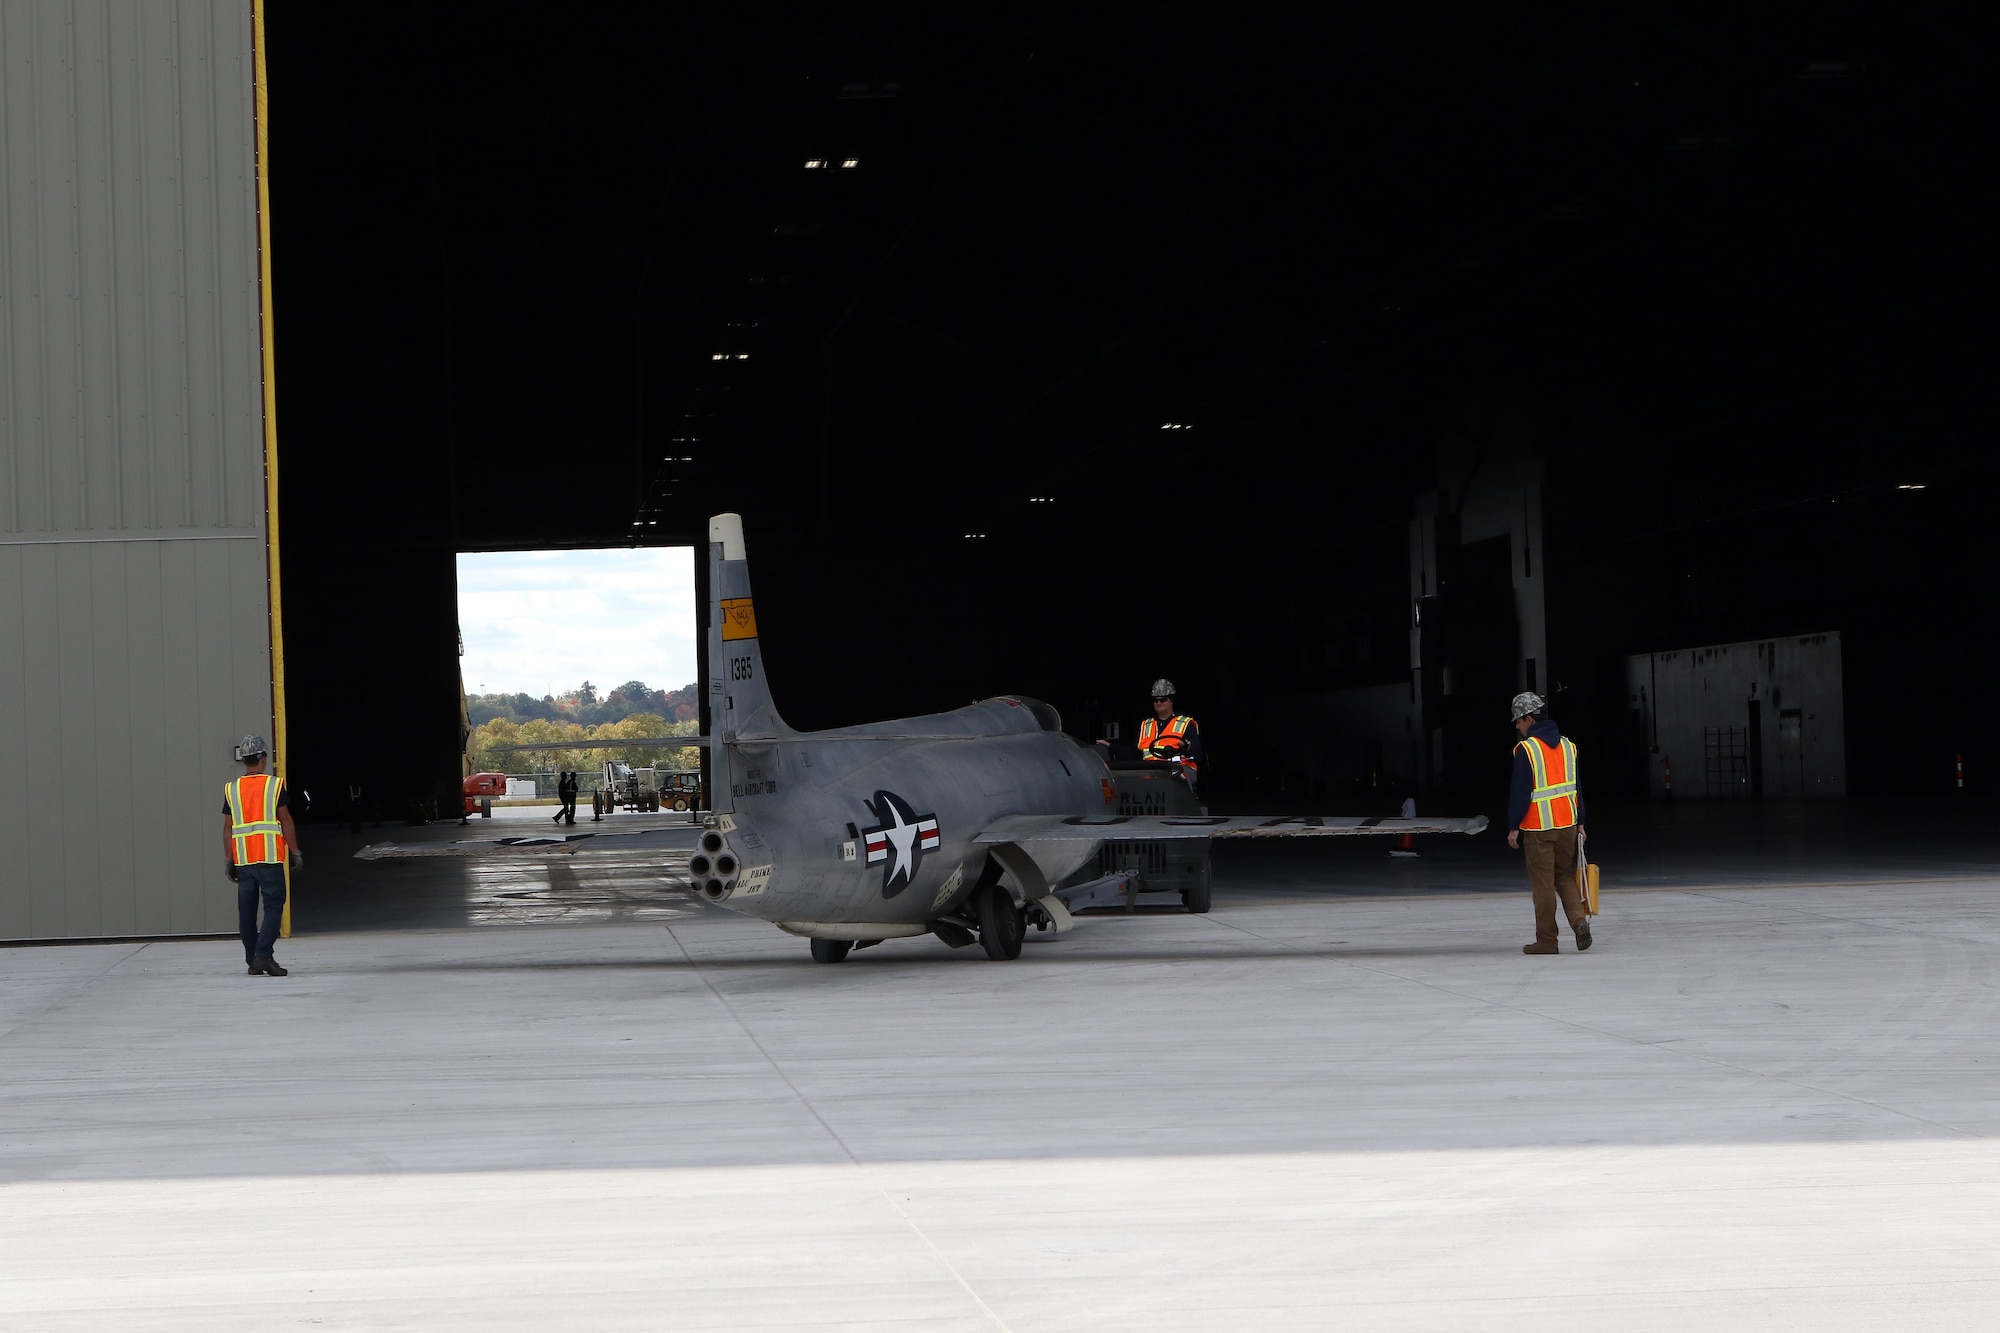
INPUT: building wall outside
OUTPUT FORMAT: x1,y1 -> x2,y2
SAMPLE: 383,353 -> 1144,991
0,0 -> 269,939
1626,633 -> 1846,799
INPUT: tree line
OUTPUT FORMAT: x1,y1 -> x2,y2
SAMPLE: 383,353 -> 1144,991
467,711 -> 703,777
467,679 -> 698,729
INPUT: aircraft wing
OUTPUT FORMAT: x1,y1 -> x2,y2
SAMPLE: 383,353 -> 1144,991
976,813 -> 1489,843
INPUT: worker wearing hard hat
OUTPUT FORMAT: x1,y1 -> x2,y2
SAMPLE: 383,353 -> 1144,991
1505,692 -> 1592,955
1101,679 -> 1204,789
223,735 -> 303,976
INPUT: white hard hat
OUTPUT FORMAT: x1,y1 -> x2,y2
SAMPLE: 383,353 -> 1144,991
1150,678 -> 1176,699
1509,692 -> 1546,721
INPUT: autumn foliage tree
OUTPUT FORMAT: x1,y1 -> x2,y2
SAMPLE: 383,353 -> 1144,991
467,712 -> 700,782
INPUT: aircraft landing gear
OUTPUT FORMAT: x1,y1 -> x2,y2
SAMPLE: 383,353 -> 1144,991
977,884 -> 1025,961
810,938 -> 853,964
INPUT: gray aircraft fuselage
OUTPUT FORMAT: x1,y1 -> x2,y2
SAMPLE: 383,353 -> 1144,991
696,516 -> 1111,938
700,699 -> 1114,937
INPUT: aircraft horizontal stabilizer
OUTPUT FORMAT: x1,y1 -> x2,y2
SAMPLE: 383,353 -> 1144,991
353,828 -> 694,859
355,840 -> 579,859
975,813 -> 1489,843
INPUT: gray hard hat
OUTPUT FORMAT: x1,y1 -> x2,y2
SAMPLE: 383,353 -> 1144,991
1509,692 -> 1546,721
1150,678 -> 1176,699
234,734 -> 269,760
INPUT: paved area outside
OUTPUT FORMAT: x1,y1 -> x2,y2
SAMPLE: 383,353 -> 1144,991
4,829 -> 2000,1328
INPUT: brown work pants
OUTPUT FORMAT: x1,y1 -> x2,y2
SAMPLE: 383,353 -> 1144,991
1523,825 -> 1587,947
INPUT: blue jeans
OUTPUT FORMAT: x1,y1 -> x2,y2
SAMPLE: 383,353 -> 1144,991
236,863 -> 287,961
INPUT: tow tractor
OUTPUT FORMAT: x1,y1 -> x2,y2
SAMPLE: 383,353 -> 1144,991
1057,759 -> 1212,913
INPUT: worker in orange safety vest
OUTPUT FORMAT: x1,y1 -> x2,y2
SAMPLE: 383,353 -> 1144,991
1095,678 -> 1205,791
1505,692 -> 1592,955
223,734 -> 303,977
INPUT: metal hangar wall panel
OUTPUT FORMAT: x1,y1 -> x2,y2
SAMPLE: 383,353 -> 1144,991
0,0 -> 270,939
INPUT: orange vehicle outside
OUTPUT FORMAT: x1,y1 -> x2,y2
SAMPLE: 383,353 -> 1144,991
463,771 -> 507,816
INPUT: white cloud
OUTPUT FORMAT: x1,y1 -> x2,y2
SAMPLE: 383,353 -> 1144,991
456,548 -> 697,698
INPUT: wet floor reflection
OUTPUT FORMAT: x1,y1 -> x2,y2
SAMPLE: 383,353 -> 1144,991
307,817 -> 707,932
462,851 -> 704,925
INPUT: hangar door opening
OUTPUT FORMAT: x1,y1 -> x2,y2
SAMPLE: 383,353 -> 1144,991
453,548 -> 701,817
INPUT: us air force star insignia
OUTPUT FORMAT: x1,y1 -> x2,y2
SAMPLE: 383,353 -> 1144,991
860,791 -> 940,897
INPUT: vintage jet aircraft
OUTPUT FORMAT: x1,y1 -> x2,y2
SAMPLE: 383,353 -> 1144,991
362,514 -> 1487,962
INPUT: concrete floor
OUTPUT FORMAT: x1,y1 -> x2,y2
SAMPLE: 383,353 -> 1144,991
4,805 -> 2000,1328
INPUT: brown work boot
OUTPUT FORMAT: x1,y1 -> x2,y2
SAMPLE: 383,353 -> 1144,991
1575,924 -> 1593,951
1522,941 -> 1558,955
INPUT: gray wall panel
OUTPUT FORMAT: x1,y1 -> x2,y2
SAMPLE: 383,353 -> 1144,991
0,550 -> 25,939
19,545 -> 64,933
88,539 -> 134,928
1,1 -> 268,939
53,543 -> 98,934
122,540 -> 171,934
156,538 -> 206,930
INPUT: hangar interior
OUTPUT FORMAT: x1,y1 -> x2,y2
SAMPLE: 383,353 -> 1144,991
2,4 -> 1990,939
264,6 -> 1986,828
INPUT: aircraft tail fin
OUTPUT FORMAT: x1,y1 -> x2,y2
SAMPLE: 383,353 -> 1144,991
707,514 -> 789,752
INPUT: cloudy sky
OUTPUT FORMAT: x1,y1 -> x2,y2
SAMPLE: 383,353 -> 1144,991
456,548 -> 697,698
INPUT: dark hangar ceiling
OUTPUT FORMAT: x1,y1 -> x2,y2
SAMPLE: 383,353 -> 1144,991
268,6 -> 1986,805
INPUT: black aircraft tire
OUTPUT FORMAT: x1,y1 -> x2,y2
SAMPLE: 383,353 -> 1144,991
978,885 -> 1025,961
810,938 -> 854,964
1182,859 -> 1213,914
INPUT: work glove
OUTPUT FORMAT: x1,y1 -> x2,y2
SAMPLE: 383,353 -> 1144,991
225,861 -> 239,883
290,849 -> 305,870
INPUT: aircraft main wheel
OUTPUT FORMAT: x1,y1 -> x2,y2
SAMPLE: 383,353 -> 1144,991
810,938 -> 853,964
1182,859 -> 1212,914
977,884 -> 1025,961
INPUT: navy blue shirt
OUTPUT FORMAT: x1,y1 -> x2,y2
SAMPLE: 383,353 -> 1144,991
1509,719 -> 1583,830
